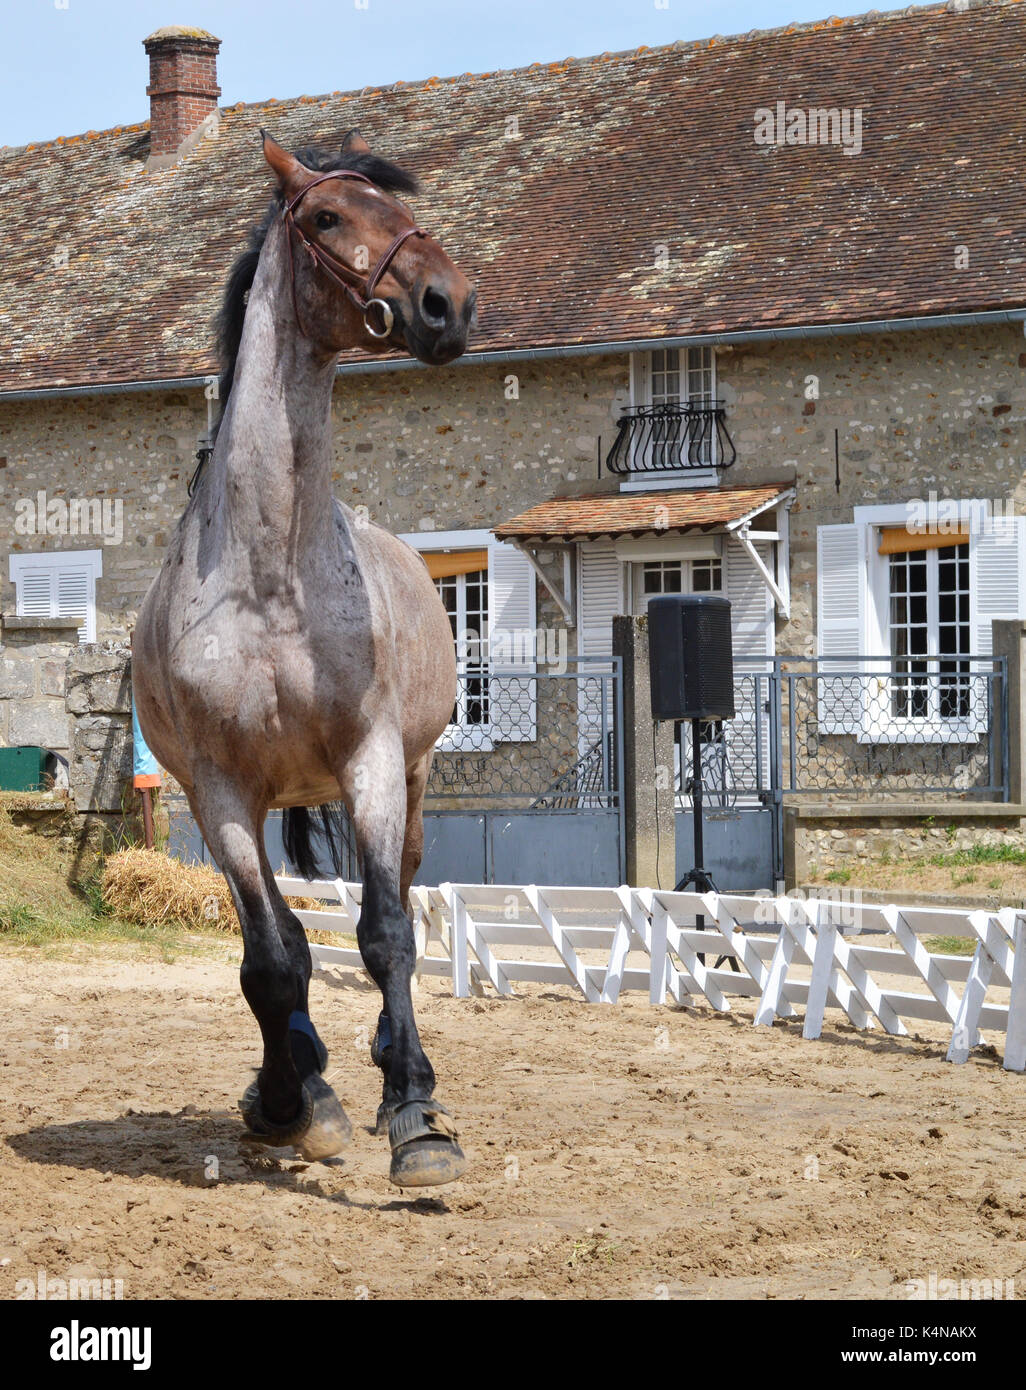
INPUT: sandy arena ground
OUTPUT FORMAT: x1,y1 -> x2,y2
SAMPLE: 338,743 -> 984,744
1,940 -> 1024,1301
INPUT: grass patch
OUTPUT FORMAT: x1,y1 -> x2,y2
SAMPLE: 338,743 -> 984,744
824,868 -> 851,885
566,1235 -> 619,1269
0,893 -> 185,958
926,844 -> 1026,869
924,935 -> 977,957
0,803 -> 82,916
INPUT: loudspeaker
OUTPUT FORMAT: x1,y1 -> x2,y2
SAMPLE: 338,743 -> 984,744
648,594 -> 735,721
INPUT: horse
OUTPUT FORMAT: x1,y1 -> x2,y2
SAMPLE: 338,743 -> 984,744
133,129 -> 476,1187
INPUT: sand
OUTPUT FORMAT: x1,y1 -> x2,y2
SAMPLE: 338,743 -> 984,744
1,941 -> 1024,1301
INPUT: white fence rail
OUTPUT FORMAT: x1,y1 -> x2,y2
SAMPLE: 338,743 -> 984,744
275,876 -> 1026,1073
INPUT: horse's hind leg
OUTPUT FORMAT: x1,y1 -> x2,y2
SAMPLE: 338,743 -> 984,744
349,741 -> 465,1187
188,767 -> 351,1160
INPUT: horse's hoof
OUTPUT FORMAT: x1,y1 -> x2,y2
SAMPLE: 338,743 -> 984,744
375,1100 -> 397,1137
239,1075 -> 352,1160
387,1098 -> 466,1188
296,1075 -> 353,1160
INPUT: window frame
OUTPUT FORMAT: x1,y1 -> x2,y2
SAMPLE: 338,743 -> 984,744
8,548 -> 102,643
399,528 -> 496,752
838,504 -> 995,744
629,553 -> 724,613
625,345 -> 719,487
433,563 -> 493,748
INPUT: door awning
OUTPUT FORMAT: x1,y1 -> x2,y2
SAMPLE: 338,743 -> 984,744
492,483 -> 789,543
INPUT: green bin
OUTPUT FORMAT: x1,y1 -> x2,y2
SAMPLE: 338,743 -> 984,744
0,746 -> 47,792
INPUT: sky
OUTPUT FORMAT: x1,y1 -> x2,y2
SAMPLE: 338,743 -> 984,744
1,0 -> 929,148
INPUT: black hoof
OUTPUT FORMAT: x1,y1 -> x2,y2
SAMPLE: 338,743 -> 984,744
239,1074 -> 352,1161
388,1098 -> 466,1188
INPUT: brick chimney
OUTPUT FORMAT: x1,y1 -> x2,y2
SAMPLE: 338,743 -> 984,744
143,26 -> 221,162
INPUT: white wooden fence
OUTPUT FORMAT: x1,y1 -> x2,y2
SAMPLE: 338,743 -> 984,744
275,876 -> 1026,1073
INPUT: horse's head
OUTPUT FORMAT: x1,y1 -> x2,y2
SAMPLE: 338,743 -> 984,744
262,131 -> 475,366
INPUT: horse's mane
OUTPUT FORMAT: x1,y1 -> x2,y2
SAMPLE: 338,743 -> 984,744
213,137 -> 419,430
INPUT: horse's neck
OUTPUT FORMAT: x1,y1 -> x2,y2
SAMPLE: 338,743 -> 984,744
210,223 -> 339,559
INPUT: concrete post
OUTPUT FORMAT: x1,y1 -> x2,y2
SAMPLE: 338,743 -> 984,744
0,616 -> 80,753
992,619 -> 1026,803
613,615 -> 677,888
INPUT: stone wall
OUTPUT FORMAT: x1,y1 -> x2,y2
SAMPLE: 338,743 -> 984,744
0,617 -> 133,857
65,645 -> 133,816
0,616 -> 78,754
721,322 -> 1026,654
784,802 -> 1026,885
1,324 -> 1023,653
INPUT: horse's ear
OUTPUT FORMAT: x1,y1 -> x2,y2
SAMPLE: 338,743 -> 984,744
341,129 -> 372,156
261,129 -> 309,193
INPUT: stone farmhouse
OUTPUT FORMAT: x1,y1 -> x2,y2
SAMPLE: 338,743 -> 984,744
2,4 -> 1026,887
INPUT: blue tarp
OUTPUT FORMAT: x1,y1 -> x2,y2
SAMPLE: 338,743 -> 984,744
131,698 -> 160,781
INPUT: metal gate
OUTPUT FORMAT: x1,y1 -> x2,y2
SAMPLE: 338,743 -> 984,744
421,657 -> 624,885
675,654 -> 1008,890
167,658 -> 625,888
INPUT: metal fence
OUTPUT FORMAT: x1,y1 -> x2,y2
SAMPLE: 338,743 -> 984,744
775,655 -> 1007,799
425,658 -> 622,810
675,655 -> 1008,807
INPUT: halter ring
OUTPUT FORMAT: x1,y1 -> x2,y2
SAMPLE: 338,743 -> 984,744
364,299 -> 395,338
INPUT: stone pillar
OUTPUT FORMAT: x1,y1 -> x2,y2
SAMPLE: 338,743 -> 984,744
613,615 -> 677,888
0,616 -> 80,753
65,645 -> 133,815
992,619 -> 1026,803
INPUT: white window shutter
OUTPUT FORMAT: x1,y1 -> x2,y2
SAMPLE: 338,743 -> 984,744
11,551 -> 100,644
725,536 -> 773,657
816,523 -> 867,735
578,544 -> 621,658
19,568 -> 55,619
971,516 -> 1024,655
487,538 -> 536,742
724,537 -> 774,796
632,352 -> 651,407
577,543 -> 622,752
56,566 -> 92,642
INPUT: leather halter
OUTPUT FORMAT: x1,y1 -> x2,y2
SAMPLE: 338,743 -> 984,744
282,170 -> 427,339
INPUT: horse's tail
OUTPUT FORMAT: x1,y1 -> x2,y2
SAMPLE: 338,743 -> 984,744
282,803 -> 352,881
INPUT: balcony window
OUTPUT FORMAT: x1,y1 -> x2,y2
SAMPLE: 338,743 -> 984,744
609,347 -> 734,478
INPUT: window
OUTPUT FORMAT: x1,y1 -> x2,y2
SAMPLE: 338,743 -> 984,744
889,542 -> 971,720
817,509 -> 1026,741
646,346 -> 714,408
399,529 -> 537,747
635,346 -> 717,469
632,556 -> 722,610
9,550 -> 102,643
435,566 -> 490,729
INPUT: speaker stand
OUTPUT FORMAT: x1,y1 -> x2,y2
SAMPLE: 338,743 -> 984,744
673,719 -> 739,972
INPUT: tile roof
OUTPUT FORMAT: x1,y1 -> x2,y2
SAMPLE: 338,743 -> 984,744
2,1 -> 1025,394
492,483 -> 787,541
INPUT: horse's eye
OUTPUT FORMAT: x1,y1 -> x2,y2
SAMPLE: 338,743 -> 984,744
315,211 -> 339,231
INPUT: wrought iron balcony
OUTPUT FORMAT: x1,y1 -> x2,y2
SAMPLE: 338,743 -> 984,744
605,401 -> 736,476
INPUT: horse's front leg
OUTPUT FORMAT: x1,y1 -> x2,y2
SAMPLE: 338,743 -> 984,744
188,767 -> 351,1160
348,741 -> 466,1187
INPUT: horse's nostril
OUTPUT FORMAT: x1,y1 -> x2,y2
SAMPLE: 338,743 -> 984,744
421,286 -> 450,327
